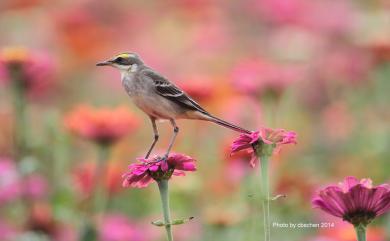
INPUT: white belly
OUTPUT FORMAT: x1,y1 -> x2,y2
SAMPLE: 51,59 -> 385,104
132,94 -> 182,120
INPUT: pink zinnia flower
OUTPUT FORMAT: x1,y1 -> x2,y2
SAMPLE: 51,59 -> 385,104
0,220 -> 18,241
312,177 -> 390,227
100,214 -> 149,241
0,158 -> 22,204
0,47 -> 56,98
321,102 -> 354,141
318,47 -> 372,86
230,58 -> 300,99
122,153 -> 196,188
0,158 -> 49,202
258,127 -> 297,153
231,128 -> 297,167
23,174 -> 48,199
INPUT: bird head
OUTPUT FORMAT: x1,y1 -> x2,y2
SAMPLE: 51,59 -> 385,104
96,52 -> 144,71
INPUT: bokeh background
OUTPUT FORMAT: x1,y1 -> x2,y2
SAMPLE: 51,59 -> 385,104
0,0 -> 389,240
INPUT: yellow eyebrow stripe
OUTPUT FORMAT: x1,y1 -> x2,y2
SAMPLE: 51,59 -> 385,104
116,53 -> 130,59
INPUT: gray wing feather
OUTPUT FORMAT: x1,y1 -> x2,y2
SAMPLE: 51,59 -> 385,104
141,69 -> 209,115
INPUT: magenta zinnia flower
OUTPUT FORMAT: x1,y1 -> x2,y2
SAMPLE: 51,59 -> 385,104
312,176 -> 390,227
122,153 -> 196,188
231,131 -> 260,167
231,127 -> 297,167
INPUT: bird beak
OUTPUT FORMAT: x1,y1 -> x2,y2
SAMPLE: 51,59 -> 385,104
96,60 -> 112,66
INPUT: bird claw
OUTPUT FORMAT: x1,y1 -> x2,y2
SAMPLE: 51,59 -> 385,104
160,154 -> 168,162
160,154 -> 170,171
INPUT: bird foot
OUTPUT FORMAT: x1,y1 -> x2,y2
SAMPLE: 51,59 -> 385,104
159,154 -> 170,171
160,154 -> 168,162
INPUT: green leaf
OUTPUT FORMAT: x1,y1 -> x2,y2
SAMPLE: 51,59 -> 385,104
151,217 -> 194,227
171,217 -> 194,225
151,220 -> 165,227
269,194 -> 287,201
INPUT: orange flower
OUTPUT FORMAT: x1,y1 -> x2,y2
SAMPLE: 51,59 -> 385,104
64,105 -> 139,145
0,47 -> 29,63
56,8 -> 111,62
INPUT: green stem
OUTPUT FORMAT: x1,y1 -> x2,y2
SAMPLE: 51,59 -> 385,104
243,174 -> 258,241
354,225 -> 366,241
10,65 -> 28,160
158,180 -> 173,241
9,65 -> 30,218
260,154 -> 271,241
93,144 -> 110,215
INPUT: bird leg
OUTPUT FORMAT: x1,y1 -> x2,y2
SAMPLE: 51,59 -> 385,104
162,119 -> 179,161
145,117 -> 159,159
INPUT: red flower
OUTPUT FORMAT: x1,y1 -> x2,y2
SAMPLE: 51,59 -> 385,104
1,0 -> 44,10
179,77 -> 214,102
367,40 -> 390,64
231,128 -> 297,167
64,105 -> 139,145
312,177 -> 390,227
73,161 -> 124,196
122,153 -> 196,188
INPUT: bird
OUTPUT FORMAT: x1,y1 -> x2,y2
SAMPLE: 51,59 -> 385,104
96,52 -> 251,159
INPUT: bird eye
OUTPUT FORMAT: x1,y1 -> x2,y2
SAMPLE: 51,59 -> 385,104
115,57 -> 124,62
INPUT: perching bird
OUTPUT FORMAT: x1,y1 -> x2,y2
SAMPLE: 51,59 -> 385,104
97,52 -> 251,159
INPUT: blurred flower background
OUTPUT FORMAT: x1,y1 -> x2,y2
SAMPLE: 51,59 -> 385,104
0,0 -> 389,240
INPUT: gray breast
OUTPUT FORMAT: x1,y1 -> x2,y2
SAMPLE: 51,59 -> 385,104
121,73 -> 140,97
121,71 -> 156,98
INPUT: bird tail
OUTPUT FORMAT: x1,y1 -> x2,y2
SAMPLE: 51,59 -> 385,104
185,110 -> 251,134
208,115 -> 252,134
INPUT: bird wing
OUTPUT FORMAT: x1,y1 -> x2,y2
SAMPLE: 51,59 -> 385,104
141,69 -> 209,115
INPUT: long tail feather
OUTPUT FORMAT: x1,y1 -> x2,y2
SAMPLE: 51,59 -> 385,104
208,115 -> 252,134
